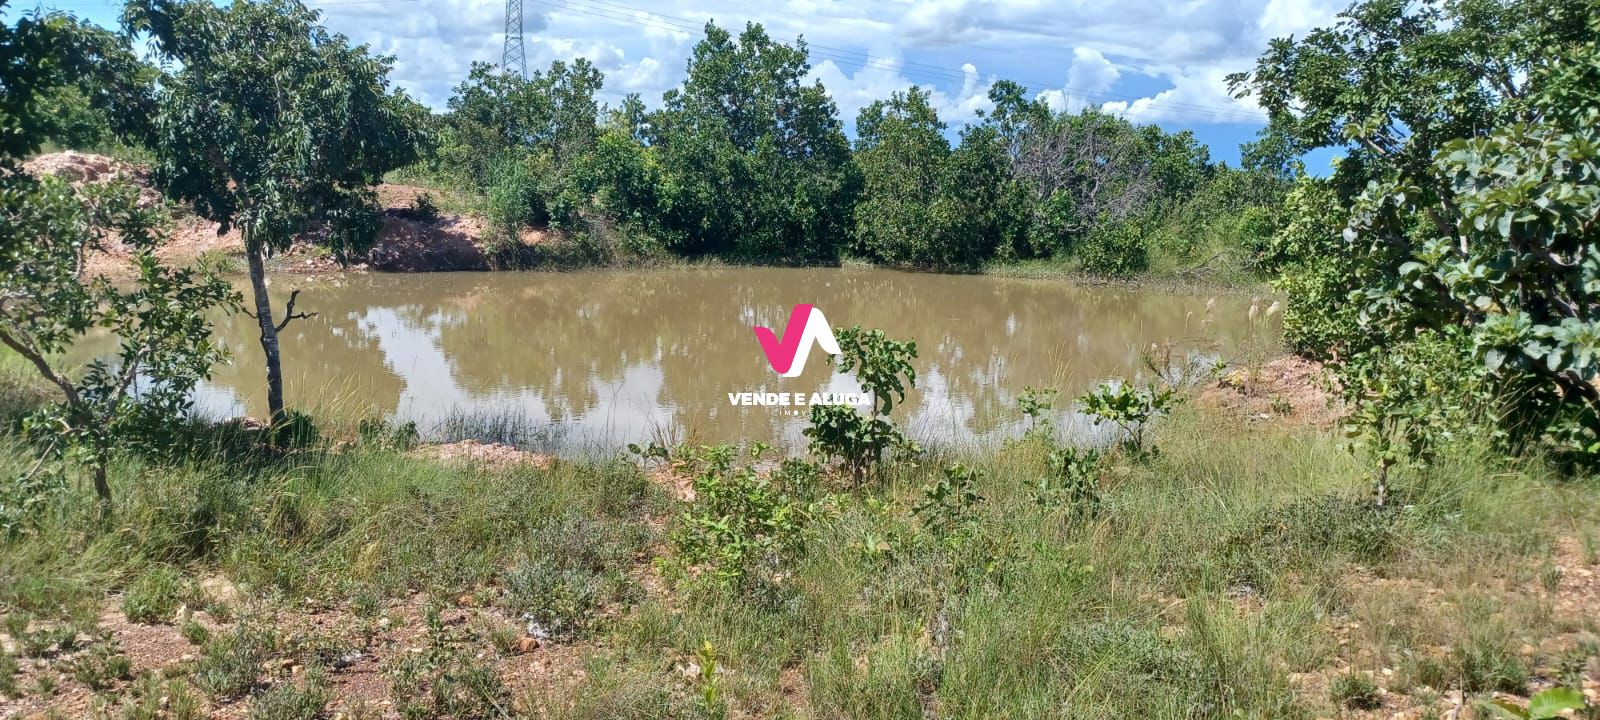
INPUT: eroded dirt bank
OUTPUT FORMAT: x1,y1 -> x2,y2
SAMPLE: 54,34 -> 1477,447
22,151 -> 545,278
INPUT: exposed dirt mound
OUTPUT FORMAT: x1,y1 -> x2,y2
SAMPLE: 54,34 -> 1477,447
22,151 -> 154,199
410,439 -> 555,471
22,154 -> 526,277
1197,355 -> 1342,427
369,214 -> 490,271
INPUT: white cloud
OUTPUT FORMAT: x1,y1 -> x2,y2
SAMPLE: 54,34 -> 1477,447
304,0 -> 1342,129
1038,47 -> 1120,114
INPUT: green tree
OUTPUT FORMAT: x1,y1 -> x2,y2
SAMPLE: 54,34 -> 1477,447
645,22 -> 857,263
0,179 -> 235,504
985,81 -> 1213,266
852,87 -> 1024,269
804,326 -> 918,482
1235,0 -> 1600,466
127,0 -> 427,424
1,2 -> 223,506
440,59 -> 604,190
0,1 -> 153,263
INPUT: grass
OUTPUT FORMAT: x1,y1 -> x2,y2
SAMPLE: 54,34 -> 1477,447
0,353 -> 1597,717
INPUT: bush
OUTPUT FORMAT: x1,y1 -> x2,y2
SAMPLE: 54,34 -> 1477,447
1033,446 -> 1101,515
668,445 -> 818,592
1076,220 -> 1148,278
485,155 -> 549,244
913,464 -> 985,540
195,625 -> 276,699
1077,380 -> 1177,455
504,558 -> 605,640
68,640 -> 133,690
804,326 -> 919,481
248,669 -> 329,720
1268,177 -> 1386,358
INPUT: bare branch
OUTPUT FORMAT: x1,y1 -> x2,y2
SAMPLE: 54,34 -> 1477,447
274,288 -> 317,331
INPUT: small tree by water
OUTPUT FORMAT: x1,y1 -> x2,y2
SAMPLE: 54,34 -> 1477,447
128,0 -> 426,425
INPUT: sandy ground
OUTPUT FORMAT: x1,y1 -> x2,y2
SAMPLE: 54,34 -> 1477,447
21,151 -> 543,279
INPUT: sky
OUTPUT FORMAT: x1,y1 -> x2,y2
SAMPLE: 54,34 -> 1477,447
35,0 -> 1350,166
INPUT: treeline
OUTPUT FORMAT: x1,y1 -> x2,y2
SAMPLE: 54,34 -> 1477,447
406,23 -> 1289,276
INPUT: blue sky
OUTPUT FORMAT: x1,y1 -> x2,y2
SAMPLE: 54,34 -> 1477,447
31,0 -> 1349,167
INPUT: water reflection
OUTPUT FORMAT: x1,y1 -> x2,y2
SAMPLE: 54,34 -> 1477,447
84,267 -> 1268,453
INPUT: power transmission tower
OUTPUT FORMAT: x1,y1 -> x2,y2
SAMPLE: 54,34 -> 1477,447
502,0 -> 527,79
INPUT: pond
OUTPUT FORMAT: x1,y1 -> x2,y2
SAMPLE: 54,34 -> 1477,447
127,267 -> 1272,453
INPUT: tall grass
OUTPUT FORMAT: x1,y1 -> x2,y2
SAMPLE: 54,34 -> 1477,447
1,383 -> 1595,717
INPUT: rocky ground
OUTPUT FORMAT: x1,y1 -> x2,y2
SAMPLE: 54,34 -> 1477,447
21,151 -> 545,278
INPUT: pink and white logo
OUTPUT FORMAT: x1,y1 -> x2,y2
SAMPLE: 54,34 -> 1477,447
753,304 -> 840,377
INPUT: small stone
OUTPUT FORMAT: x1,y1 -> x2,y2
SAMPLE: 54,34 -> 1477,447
514,636 -> 540,654
457,594 -> 475,607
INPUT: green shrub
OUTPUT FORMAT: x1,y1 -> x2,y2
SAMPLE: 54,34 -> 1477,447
121,676 -> 204,720
668,445 -> 819,592
913,464 -> 985,541
485,155 -> 549,246
248,669 -> 329,720
804,326 -> 919,481
68,640 -> 132,690
195,625 -> 275,699
1076,220 -> 1148,278
1033,446 -> 1101,515
504,559 -> 605,640
1454,633 -> 1528,695
1077,380 -> 1177,455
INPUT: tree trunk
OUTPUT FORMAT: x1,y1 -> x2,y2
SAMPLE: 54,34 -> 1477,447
92,461 -> 111,506
246,247 -> 286,424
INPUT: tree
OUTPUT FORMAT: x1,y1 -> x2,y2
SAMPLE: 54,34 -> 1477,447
0,2 -> 223,506
0,1 -> 154,264
1235,0 -> 1600,465
645,22 -> 857,263
127,0 -> 427,425
441,59 -> 604,188
985,81 -> 1211,261
0,179 -> 235,504
852,87 -> 1024,269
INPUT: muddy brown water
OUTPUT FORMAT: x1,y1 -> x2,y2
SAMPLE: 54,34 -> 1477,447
86,267 -> 1273,454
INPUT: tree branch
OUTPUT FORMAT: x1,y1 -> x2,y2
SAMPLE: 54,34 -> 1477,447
274,288 -> 317,331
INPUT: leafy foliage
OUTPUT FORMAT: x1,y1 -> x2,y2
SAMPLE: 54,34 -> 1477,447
1033,446 -> 1102,515
851,87 -> 1024,269
913,463 -> 985,541
804,326 -> 919,481
130,0 -> 427,423
0,178 -> 235,502
640,22 -> 857,263
1077,380 -> 1178,455
1238,0 -> 1600,471
668,444 -> 822,594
